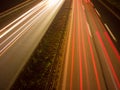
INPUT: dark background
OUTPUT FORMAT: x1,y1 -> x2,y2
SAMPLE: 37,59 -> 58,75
0,0 -> 26,13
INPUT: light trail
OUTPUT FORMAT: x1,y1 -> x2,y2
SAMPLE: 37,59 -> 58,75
82,2 -> 90,89
0,4 -> 49,55
61,0 -> 120,89
96,31 -> 120,89
0,0 -> 47,36
104,31 -> 120,62
0,0 -> 64,55
87,30 -> 101,90
83,3 -> 101,89
62,0 -> 74,89
82,21 -> 90,90
0,3 -> 48,45
89,6 -> 119,62
0,9 -> 47,56
77,0 -> 83,89
47,0 -> 59,7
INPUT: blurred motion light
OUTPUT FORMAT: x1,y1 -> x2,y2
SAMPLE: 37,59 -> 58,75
48,0 -> 58,7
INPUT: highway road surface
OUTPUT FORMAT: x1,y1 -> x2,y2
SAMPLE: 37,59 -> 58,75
62,0 -> 120,90
0,0 -> 64,89
91,0 -> 120,54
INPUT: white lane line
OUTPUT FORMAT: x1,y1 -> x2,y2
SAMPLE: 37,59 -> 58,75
86,22 -> 92,37
104,24 -> 117,42
95,8 -> 101,17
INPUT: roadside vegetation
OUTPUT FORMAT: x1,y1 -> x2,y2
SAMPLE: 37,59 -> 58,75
11,0 -> 72,89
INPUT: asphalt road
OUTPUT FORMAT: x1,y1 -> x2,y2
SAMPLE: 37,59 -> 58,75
0,0 -> 64,89
91,0 -> 120,52
61,0 -> 120,90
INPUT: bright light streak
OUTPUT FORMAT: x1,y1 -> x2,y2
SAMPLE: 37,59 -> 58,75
86,22 -> 92,37
104,31 -> 120,62
0,0 -> 47,38
0,0 -> 64,55
0,1 -> 49,55
96,31 -> 120,89
48,0 -> 59,7
88,31 -> 101,90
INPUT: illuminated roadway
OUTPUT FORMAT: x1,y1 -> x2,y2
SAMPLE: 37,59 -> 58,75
0,0 -> 64,89
0,0 -> 120,90
62,0 -> 120,90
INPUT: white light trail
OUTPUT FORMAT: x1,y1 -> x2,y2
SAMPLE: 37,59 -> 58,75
0,3 -> 49,54
86,22 -> 92,37
0,0 -> 47,38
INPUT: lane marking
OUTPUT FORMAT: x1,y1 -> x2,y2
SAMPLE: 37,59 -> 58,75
104,31 -> 120,62
86,22 -> 92,37
95,9 -> 101,17
70,0 -> 78,89
82,24 -> 90,90
85,4 -> 119,89
84,5 -> 101,89
0,3 -> 43,32
0,0 -> 60,55
82,3 -> 92,38
87,31 -> 101,90
104,24 -> 117,42
0,6 -> 48,47
82,2 -> 90,89
84,2 -> 119,89
0,22 -> 33,56
96,31 -> 120,89
70,27 -> 75,90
